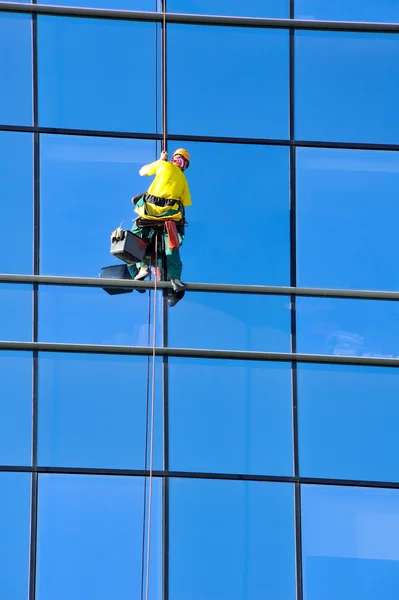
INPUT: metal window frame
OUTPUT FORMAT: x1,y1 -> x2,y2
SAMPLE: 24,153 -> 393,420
1,2 -> 399,33
2,3 -> 399,598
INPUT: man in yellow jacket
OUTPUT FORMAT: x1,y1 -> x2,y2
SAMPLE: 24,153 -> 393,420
129,148 -> 192,294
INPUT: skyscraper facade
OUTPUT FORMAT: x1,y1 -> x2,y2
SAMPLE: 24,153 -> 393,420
1,1 -> 399,598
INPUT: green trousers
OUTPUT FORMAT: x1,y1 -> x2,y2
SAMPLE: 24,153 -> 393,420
128,221 -> 184,280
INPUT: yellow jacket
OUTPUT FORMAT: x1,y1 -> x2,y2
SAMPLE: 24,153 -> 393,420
139,159 -> 192,207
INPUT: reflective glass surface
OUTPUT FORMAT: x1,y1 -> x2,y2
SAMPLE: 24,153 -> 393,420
0,352 -> 32,466
0,132 -> 33,274
38,353 -> 163,470
0,14 -> 32,126
297,148 -> 399,290
295,31 -> 399,144
38,286 -> 163,346
40,135 -> 157,276
170,478 -> 296,600
40,0 -> 158,8
167,25 -> 289,138
169,293 -> 291,352
170,142 -> 290,285
0,285 -> 32,341
36,474 -> 162,600
298,364 -> 399,481
297,297 -> 399,358
0,473 -> 31,600
38,17 -> 158,132
302,485 -> 399,600
169,358 -> 293,475
168,0 -> 288,17
296,0 -> 399,23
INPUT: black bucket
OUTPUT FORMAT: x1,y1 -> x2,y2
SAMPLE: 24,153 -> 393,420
100,264 -> 134,295
110,230 -> 148,264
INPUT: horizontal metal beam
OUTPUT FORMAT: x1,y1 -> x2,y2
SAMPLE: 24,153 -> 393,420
0,2 -> 398,33
1,341 -> 399,367
2,124 -> 399,153
2,273 -> 399,302
1,464 -> 399,491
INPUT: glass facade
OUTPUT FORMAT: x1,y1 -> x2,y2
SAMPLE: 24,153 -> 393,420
1,2 -> 399,599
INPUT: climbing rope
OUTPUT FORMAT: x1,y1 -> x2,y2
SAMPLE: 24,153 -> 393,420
145,232 -> 159,600
141,1 -> 167,596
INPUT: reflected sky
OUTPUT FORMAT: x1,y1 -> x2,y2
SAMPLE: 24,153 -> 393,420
170,478 -> 296,600
38,17 -> 159,132
298,364 -> 399,481
168,0 -> 288,17
302,485 -> 399,600
296,0 -> 399,22
36,474 -> 162,600
297,297 -> 399,358
169,358 -> 293,475
295,31 -> 399,144
0,473 -> 31,600
297,148 -> 399,291
38,353 -> 163,470
167,25 -> 289,138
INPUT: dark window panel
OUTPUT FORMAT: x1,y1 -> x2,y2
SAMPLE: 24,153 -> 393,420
0,14 -> 32,126
169,478 -> 296,600
169,141 -> 290,286
0,285 -> 32,341
295,0 -> 399,23
38,17 -> 157,132
296,296 -> 399,359
296,148 -> 399,290
302,485 -> 399,600
169,293 -> 291,352
38,286 -> 163,346
298,364 -> 399,481
168,0 -> 288,17
0,132 -> 33,274
0,473 -> 31,600
169,358 -> 293,476
0,352 -> 32,466
167,25 -> 289,139
295,31 -> 399,144
40,135 -> 157,277
36,474 -> 162,600
38,353 -> 163,470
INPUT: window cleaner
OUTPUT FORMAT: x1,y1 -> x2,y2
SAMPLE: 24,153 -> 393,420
128,148 -> 192,296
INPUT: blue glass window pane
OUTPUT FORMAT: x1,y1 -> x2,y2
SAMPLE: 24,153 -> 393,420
170,142 -> 290,285
40,135 -> 157,276
38,353 -> 163,470
0,352 -> 32,466
0,473 -> 31,600
168,0 -> 288,17
296,0 -> 399,23
38,286 -> 163,346
167,25 -> 289,138
297,148 -> 399,290
0,285 -> 32,341
40,0 -> 157,9
169,293 -> 290,352
38,17 -> 157,132
296,297 -> 399,359
0,132 -> 33,274
302,485 -> 399,600
0,14 -> 32,126
298,364 -> 399,481
36,474 -> 162,600
170,478 -> 296,600
169,358 -> 293,475
295,32 -> 399,144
